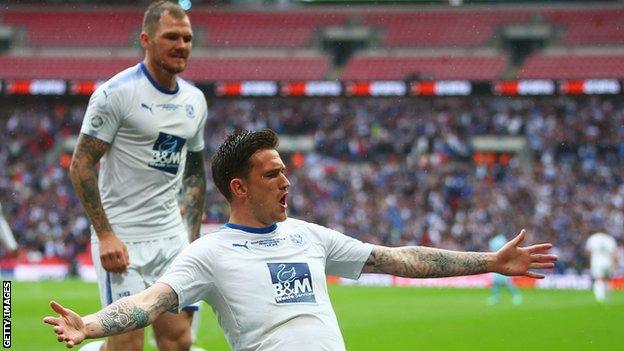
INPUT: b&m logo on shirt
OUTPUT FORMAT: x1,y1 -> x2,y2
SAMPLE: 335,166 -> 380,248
149,132 -> 186,174
267,263 -> 316,304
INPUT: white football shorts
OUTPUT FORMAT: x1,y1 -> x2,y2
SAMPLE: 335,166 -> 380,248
91,232 -> 200,312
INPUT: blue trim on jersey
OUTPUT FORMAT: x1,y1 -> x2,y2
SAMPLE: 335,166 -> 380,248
225,222 -> 277,234
181,305 -> 200,312
107,64 -> 142,90
105,272 -> 113,305
140,62 -> 179,95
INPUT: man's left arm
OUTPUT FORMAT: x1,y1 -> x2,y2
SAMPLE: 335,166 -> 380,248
180,151 -> 206,242
362,229 -> 557,279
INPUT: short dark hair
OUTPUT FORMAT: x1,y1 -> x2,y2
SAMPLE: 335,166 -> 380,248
142,1 -> 188,36
211,129 -> 279,202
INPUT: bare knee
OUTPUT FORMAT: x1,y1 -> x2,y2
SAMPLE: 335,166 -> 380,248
155,329 -> 192,351
154,313 -> 193,351
103,332 -> 144,351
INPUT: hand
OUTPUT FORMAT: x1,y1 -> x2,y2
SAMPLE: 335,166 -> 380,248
98,231 -> 129,273
494,229 -> 558,279
43,301 -> 87,348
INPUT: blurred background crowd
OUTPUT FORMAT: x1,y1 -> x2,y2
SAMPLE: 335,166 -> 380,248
2,95 -> 623,274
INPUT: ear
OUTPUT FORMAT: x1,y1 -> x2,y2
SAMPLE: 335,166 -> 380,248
230,178 -> 248,199
139,31 -> 150,50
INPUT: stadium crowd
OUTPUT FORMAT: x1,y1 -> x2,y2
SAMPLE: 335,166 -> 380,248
1,96 -> 623,273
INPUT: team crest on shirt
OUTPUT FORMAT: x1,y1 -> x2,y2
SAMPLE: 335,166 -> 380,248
185,104 -> 195,119
90,114 -> 104,129
148,132 -> 186,174
267,263 -> 316,304
288,233 -> 307,247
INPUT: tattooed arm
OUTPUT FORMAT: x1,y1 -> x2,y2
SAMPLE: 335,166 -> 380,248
69,133 -> 128,273
43,283 -> 178,347
362,230 -> 557,279
180,150 -> 206,242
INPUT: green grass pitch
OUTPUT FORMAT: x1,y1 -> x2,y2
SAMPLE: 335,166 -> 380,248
12,279 -> 623,350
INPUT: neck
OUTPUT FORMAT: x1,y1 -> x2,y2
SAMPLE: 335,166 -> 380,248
143,59 -> 177,90
228,210 -> 275,228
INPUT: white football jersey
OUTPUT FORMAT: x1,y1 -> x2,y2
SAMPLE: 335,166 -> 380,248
80,63 -> 207,241
157,217 -> 373,351
586,232 -> 617,270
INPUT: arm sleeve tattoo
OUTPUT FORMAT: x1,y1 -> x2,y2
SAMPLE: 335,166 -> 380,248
69,133 -> 112,234
180,151 -> 206,242
89,286 -> 179,337
363,246 -> 491,278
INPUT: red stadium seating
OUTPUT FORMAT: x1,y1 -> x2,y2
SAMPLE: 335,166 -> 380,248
519,54 -> 624,79
0,56 -> 140,79
186,56 -> 330,80
362,11 -> 529,48
2,10 -> 141,47
0,55 -> 330,81
543,9 -> 624,46
192,11 -> 347,48
341,54 -> 507,81
3,7 -> 624,49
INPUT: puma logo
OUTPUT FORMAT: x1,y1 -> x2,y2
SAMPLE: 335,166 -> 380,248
232,241 -> 250,250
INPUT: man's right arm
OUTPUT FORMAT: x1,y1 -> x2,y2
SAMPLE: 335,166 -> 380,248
69,133 -> 111,234
44,283 -> 178,347
69,133 -> 128,273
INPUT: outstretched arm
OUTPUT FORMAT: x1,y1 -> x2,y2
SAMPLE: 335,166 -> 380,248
43,282 -> 178,348
180,150 -> 206,242
362,229 -> 557,279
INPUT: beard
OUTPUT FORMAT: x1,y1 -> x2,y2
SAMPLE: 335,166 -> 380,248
158,58 -> 187,75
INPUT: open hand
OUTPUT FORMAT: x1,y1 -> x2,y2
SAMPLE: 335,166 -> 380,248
42,301 -> 87,348
495,229 -> 558,279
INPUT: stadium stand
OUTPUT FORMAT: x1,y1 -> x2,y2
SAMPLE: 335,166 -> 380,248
192,11 -> 347,48
1,2 -> 624,278
362,11 -> 530,48
0,55 -> 330,80
1,9 -> 141,47
0,56 -> 140,80
186,56 -> 331,80
519,54 -> 624,79
543,8 -> 624,46
341,54 -> 508,80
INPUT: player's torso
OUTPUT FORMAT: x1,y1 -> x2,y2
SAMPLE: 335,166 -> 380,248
108,80 -> 204,176
95,67 -> 206,237
206,224 -> 340,348
588,234 -> 616,266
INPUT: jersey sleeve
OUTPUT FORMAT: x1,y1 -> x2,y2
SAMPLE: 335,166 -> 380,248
80,85 -> 124,143
186,95 -> 207,152
310,223 -> 372,279
156,240 -> 215,311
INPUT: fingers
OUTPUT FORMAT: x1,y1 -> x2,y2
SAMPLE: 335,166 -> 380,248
530,262 -> 555,270
50,301 -> 68,317
525,271 -> 545,279
531,253 -> 558,262
101,252 -> 128,273
510,229 -> 526,246
43,316 -> 59,325
528,243 -> 553,253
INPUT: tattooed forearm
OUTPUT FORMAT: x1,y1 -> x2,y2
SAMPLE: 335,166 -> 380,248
95,300 -> 149,335
181,151 -> 206,242
83,284 -> 179,338
69,134 -> 112,234
155,286 -> 179,313
363,246 -> 492,278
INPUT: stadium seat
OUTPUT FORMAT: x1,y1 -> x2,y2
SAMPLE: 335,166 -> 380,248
519,54 -> 624,79
341,54 -> 508,80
